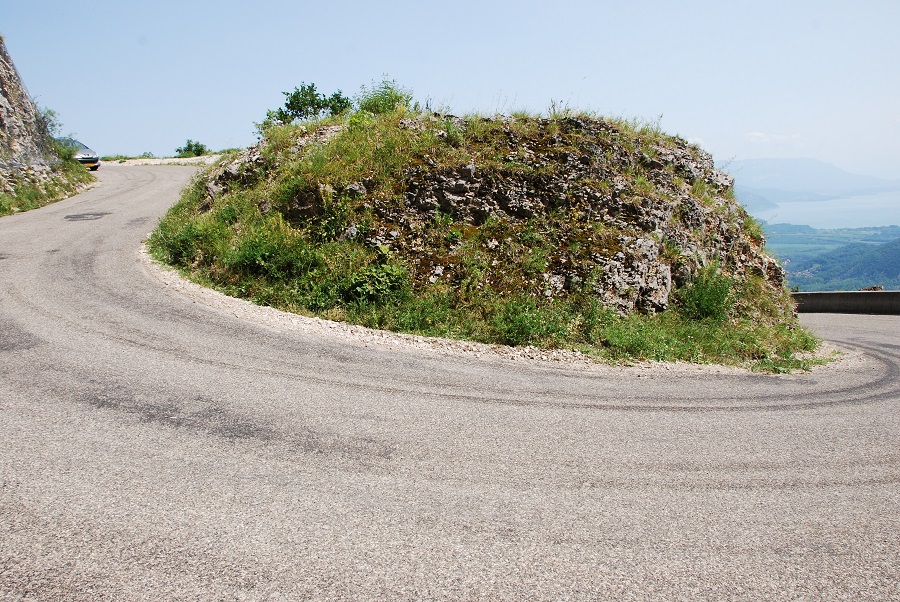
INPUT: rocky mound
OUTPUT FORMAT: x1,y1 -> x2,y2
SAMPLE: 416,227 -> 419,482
204,114 -> 782,315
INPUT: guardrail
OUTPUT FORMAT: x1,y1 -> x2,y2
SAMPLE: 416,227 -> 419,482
792,291 -> 900,315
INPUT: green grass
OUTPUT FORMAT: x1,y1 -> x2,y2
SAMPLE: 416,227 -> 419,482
147,97 -> 821,373
150,197 -> 817,372
0,159 -> 94,217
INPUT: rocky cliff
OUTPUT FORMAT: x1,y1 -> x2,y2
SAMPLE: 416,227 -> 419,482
0,38 -> 55,178
0,37 -> 92,212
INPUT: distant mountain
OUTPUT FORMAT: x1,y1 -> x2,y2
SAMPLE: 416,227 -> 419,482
728,158 -> 899,195
762,222 -> 900,291
786,238 -> 900,291
724,158 -> 900,212
730,186 -> 779,211
766,223 -> 900,245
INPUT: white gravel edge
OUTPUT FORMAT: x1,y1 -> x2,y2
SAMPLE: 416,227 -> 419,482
106,155 -> 223,167
139,244 -> 855,377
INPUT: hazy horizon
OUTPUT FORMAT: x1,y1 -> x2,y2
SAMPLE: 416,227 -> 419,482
751,189 -> 900,230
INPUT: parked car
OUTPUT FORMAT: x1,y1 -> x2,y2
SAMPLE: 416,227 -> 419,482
56,137 -> 100,170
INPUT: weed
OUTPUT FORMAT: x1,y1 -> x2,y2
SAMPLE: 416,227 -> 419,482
742,212 -> 765,244
349,111 -> 374,131
441,118 -> 463,147
634,175 -> 655,196
345,261 -> 410,304
547,99 -> 572,119
678,263 -> 732,321
357,78 -> 412,115
691,179 -> 714,206
491,295 -> 567,346
660,238 -> 681,263
446,228 -> 463,245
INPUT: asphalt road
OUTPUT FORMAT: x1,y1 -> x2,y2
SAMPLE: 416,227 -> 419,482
1,165 -> 897,600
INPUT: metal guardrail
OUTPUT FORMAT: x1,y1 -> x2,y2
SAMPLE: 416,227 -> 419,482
792,291 -> 900,315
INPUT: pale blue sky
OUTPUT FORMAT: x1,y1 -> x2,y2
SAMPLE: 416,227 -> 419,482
3,0 -> 898,179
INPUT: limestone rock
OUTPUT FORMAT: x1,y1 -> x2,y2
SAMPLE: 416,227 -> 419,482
0,37 -> 57,182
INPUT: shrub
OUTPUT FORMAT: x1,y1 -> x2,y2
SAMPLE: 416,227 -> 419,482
344,262 -> 410,305
283,83 -> 351,120
262,83 -> 352,130
678,264 -> 733,321
53,138 -> 77,161
36,106 -> 62,143
176,139 -> 208,157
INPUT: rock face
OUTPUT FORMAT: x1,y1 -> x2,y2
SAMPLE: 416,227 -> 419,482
205,115 -> 784,314
395,117 -> 782,313
0,37 -> 57,193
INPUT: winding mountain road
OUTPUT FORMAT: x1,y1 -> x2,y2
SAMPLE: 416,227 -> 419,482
1,165 -> 897,600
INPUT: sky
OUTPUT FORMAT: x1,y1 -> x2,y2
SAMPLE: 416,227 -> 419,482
2,0 -> 899,181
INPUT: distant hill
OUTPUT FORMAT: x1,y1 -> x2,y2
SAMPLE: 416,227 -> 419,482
763,222 -> 900,291
728,158 -> 898,195
787,238 -> 900,291
725,158 -> 900,213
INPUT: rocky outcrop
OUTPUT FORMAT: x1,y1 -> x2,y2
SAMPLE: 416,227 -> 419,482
397,117 -> 781,313
204,115 -> 784,314
0,37 -> 58,194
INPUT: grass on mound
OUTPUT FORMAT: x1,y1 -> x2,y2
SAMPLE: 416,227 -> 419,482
148,98 -> 821,372
0,159 -> 94,217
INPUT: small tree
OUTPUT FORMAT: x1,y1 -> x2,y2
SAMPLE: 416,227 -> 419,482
324,90 -> 352,116
175,139 -> 208,157
266,83 -> 352,127
281,83 -> 326,121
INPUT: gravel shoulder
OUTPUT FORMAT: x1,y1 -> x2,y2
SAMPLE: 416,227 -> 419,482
139,244 -> 853,377
105,154 -> 223,167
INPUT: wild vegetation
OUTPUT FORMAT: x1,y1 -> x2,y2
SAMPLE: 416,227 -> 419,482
149,80 -> 820,371
0,157 -> 94,216
259,82 -> 353,129
0,111 -> 95,217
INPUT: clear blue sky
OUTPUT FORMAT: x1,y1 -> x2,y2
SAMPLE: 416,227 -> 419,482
3,0 -> 898,179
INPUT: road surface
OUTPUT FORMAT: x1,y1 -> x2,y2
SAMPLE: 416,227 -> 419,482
1,165 -> 897,600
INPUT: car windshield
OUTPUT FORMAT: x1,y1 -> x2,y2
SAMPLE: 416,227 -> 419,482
57,138 -> 90,150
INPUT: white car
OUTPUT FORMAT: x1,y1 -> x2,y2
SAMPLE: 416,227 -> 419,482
56,137 -> 100,170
